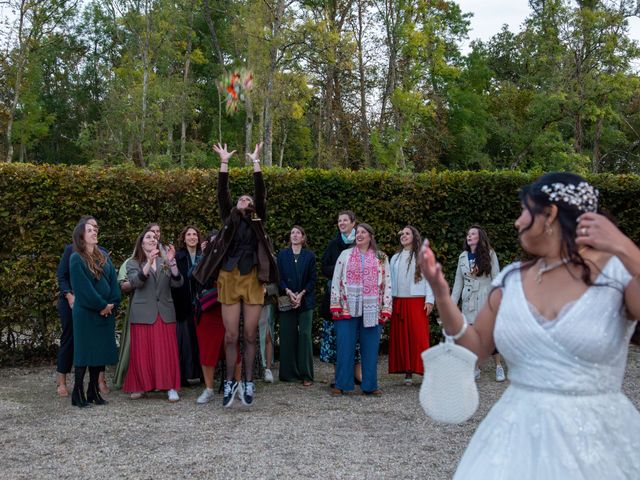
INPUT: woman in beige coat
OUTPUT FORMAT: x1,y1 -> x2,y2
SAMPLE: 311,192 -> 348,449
451,225 -> 505,381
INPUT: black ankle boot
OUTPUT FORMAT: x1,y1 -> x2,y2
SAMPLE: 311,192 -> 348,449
71,384 -> 89,408
86,383 -> 107,405
86,367 -> 107,405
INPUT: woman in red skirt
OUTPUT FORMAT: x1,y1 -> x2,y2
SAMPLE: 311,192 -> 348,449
123,227 -> 183,401
388,226 -> 434,385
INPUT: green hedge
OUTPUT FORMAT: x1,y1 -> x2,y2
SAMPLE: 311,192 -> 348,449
1,164 -> 639,365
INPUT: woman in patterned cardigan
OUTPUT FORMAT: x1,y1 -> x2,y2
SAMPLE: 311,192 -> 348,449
330,223 -> 392,395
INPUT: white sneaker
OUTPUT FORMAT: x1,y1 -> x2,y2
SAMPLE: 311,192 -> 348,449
167,389 -> 180,402
263,369 -> 274,383
496,365 -> 506,382
196,388 -> 214,404
474,368 -> 481,381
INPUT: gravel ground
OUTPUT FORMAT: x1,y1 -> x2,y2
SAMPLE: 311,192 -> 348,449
1,347 -> 639,480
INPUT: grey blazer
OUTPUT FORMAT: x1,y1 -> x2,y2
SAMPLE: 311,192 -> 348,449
127,258 -> 183,324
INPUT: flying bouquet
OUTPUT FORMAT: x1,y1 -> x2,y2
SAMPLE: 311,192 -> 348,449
218,69 -> 254,115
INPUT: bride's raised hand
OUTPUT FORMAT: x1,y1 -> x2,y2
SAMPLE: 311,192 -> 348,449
419,239 -> 450,297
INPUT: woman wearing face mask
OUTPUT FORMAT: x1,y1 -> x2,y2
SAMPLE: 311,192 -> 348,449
330,223 -> 392,395
193,142 -> 278,408
68,218 -> 120,407
450,225 -> 504,381
419,172 -> 640,479
123,227 -> 183,402
320,211 -> 362,386
388,226 -> 434,386
277,225 -> 317,385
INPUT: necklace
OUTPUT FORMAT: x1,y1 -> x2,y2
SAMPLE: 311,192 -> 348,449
536,258 -> 570,284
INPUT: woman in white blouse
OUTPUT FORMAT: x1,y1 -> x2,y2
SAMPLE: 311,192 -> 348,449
451,225 -> 505,381
388,226 -> 434,385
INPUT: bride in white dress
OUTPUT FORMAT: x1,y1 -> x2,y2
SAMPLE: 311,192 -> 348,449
419,172 -> 640,479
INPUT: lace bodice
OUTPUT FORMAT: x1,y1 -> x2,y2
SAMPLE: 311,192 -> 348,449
493,257 -> 637,395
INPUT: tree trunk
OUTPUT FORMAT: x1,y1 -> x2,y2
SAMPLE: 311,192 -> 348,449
136,0 -> 151,168
180,6 -> 194,167
166,127 -> 173,158
5,3 -> 28,163
592,115 -> 603,173
356,0 -> 370,167
263,0 -> 286,167
203,0 -> 225,68
279,126 -> 288,167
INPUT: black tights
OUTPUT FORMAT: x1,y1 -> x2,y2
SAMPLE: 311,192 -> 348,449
74,365 -> 103,390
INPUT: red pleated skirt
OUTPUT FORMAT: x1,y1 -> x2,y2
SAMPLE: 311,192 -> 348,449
123,314 -> 181,392
196,306 -> 225,367
388,297 -> 430,374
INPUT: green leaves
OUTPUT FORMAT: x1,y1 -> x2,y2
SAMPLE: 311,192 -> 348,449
2,163 -> 640,362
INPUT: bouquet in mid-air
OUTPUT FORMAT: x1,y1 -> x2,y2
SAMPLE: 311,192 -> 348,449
218,69 -> 254,115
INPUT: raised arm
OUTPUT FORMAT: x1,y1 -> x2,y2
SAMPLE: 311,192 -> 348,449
213,143 -> 235,219
419,240 -> 500,362
577,212 -> 640,319
248,143 -> 266,218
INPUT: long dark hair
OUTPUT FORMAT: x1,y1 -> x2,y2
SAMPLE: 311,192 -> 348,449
177,225 -> 202,252
398,225 -> 423,283
518,172 -> 597,285
133,228 -> 156,264
463,225 -> 493,277
72,219 -> 106,279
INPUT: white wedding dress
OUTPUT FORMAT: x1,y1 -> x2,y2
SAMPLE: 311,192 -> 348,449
454,256 -> 640,479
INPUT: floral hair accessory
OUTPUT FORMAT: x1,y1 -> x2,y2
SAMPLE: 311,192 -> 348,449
540,181 -> 599,213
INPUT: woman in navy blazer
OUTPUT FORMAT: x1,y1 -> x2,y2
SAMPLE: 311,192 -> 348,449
276,226 -> 317,384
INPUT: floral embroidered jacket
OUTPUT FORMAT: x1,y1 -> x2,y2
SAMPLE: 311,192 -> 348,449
329,247 -> 392,324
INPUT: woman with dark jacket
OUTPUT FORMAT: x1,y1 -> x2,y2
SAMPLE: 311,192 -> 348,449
320,210 -> 362,385
173,225 -> 204,385
68,218 -> 120,407
193,142 -> 278,408
277,225 -> 317,385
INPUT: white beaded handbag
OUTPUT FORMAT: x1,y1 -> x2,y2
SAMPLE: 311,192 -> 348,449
419,331 -> 479,424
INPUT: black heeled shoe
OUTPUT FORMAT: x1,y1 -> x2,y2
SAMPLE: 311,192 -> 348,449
71,385 -> 90,408
86,383 -> 107,405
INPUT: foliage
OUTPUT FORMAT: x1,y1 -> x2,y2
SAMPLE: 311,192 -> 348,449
2,1 -> 640,172
2,163 -> 640,363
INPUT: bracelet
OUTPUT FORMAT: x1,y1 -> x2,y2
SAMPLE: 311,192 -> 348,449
252,160 -> 260,164
444,317 -> 468,341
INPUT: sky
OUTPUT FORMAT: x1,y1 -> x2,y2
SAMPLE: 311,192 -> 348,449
457,0 -> 640,53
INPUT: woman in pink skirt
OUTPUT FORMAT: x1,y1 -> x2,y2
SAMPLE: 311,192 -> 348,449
123,227 -> 183,401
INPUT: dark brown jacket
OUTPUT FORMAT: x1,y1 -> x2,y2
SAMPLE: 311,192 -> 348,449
193,171 -> 278,286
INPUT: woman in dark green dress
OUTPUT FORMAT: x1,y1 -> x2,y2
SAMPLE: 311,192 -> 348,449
69,219 -> 120,407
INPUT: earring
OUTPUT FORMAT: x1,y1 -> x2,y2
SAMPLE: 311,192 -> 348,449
545,223 -> 553,236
